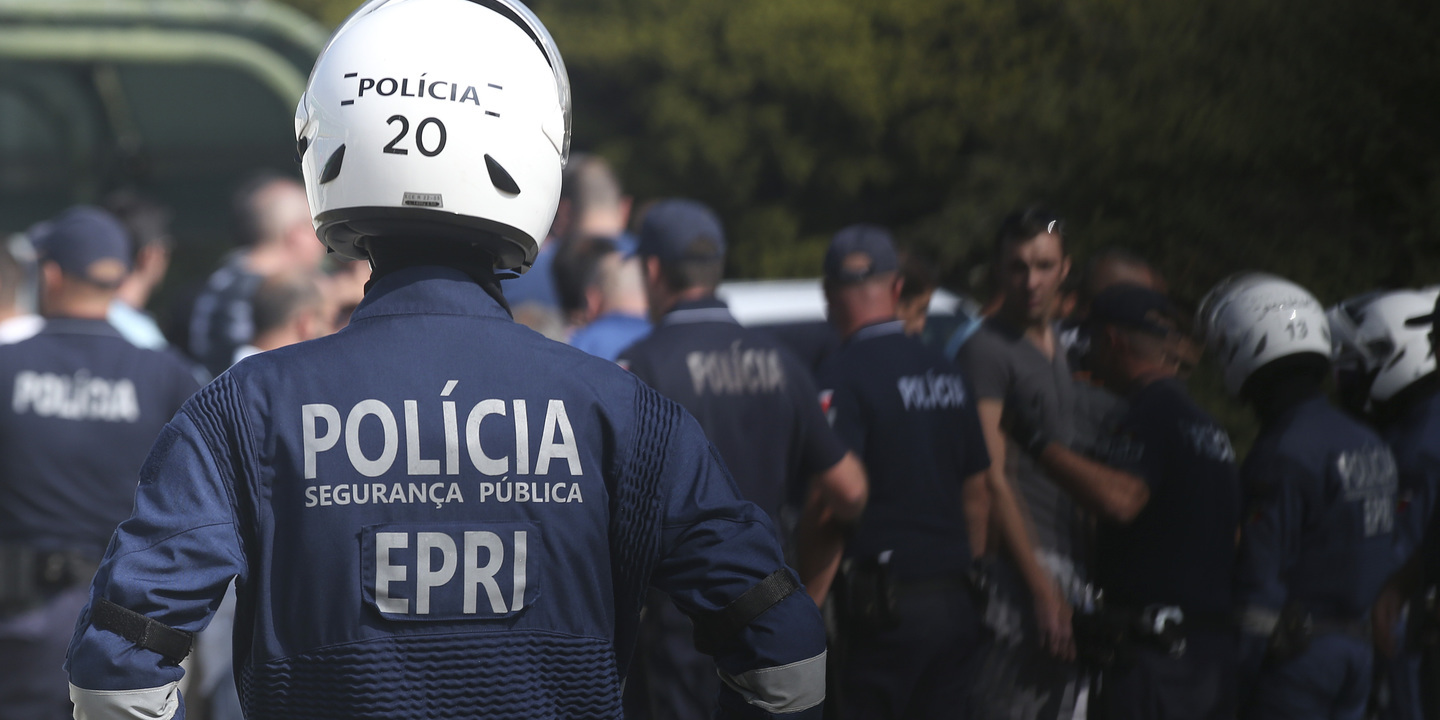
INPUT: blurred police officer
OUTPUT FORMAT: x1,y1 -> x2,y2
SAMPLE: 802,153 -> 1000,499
1329,289 -> 1440,720
565,241 -> 649,361
553,235 -> 649,359
63,3 -> 826,719
188,173 -> 323,378
1020,284 -> 1240,719
0,206 -> 199,720
617,199 -> 865,720
194,270 -> 332,720
816,225 -> 990,719
955,207 -> 1083,720
1200,273 -> 1399,720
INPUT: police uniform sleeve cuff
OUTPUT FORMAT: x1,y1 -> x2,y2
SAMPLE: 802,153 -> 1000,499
70,681 -> 180,720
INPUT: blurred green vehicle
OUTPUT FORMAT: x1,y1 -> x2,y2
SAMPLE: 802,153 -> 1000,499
0,0 -> 326,309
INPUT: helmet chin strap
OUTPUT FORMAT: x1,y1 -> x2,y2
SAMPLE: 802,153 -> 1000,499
363,237 -> 514,318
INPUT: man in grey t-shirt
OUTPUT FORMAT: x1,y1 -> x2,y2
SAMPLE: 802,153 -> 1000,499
957,207 -> 1085,719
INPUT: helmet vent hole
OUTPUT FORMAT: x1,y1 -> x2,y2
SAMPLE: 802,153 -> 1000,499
295,135 -> 310,164
485,155 -> 521,196
320,144 -> 346,185
1387,349 -> 1407,370
1253,334 -> 1267,357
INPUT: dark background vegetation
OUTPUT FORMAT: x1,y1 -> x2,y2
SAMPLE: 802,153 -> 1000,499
289,0 -> 1440,443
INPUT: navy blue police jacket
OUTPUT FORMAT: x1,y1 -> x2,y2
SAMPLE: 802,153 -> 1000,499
1383,391 -> 1440,564
816,321 -> 989,583
1235,393 -> 1398,656
0,317 -> 199,558
1092,378 -> 1240,616
618,297 -> 846,533
66,267 -> 826,720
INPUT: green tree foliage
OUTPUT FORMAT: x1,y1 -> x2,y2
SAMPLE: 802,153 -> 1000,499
281,0 -> 1438,446
282,0 -> 1440,306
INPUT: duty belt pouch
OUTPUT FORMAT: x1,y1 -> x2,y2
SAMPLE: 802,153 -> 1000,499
1266,603 -> 1312,665
0,544 -> 41,617
835,555 -> 899,632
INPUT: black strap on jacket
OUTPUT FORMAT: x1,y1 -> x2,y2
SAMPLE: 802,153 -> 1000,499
90,597 -> 194,664
692,569 -> 801,655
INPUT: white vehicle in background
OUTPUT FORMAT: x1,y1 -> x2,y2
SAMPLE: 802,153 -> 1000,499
715,278 -> 982,372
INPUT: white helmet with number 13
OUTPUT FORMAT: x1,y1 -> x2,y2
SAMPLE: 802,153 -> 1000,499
1197,272 -> 1332,397
295,0 -> 571,272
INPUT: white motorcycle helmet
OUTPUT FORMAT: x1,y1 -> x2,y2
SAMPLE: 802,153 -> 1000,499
1198,272 -> 1332,397
1328,288 -> 1439,407
295,0 -> 571,272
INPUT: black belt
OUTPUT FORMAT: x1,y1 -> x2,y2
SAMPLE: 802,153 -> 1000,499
0,545 -> 99,617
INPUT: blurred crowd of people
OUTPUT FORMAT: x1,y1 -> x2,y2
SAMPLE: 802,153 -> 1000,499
1,150 -> 1438,720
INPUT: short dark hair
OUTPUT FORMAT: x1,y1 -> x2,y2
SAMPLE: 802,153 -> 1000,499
898,249 -> 938,303
104,189 -> 173,257
659,235 -> 724,293
551,236 -> 618,317
994,205 -> 1066,260
251,272 -> 321,338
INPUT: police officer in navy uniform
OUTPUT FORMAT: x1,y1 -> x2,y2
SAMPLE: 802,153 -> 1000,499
63,2 -> 827,719
1199,273 -> 1399,719
1014,284 -> 1240,718
0,206 -> 199,720
1328,289 -> 1440,720
816,225 -> 991,719
617,199 -> 866,720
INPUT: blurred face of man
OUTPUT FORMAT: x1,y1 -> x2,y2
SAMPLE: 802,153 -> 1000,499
1000,232 -> 1070,327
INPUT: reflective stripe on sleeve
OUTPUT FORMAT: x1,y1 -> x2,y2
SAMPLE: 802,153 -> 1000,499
718,650 -> 826,714
70,681 -> 179,720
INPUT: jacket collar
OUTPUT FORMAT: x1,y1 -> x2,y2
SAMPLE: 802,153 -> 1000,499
351,266 -> 512,323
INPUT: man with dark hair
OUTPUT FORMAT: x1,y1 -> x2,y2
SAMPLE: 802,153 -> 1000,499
0,207 -> 198,720
233,271 -> 327,364
817,224 -> 990,718
1019,284 -> 1240,718
187,174 -> 326,377
561,239 -> 650,362
619,199 -> 866,720
551,235 -> 620,332
104,190 -> 174,351
957,206 -> 1086,720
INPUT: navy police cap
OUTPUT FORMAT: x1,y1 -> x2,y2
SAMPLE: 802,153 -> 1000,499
824,224 -> 898,284
1087,283 -> 1179,337
32,206 -> 132,289
635,198 -> 726,265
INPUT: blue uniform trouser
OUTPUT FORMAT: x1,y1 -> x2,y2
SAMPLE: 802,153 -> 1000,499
1373,613 -> 1422,720
1099,631 -> 1238,720
623,590 -> 719,720
837,584 -> 982,720
0,586 -> 88,720
1245,634 -> 1372,720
